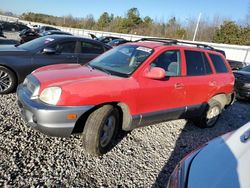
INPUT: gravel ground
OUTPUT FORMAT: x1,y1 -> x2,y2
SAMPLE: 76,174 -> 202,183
0,93 -> 250,188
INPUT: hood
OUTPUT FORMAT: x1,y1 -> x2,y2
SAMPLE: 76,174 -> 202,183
187,122 -> 250,188
32,63 -> 138,106
33,64 -> 113,86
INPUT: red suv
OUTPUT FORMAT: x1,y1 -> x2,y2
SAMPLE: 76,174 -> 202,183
17,38 -> 235,156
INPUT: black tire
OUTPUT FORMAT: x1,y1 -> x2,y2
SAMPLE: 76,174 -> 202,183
0,66 -> 17,94
82,105 -> 120,156
192,99 -> 222,128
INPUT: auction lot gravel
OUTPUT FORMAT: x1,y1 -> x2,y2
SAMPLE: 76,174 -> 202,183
1,94 -> 250,188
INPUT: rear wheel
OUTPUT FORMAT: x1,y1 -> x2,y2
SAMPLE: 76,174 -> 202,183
82,105 -> 120,156
192,99 -> 222,128
0,66 -> 17,94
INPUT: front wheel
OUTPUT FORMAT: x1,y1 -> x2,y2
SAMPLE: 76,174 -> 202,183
82,105 -> 120,156
0,66 -> 17,94
192,99 -> 222,128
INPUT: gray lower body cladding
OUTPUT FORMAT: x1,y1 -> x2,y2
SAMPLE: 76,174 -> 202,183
17,84 -> 93,137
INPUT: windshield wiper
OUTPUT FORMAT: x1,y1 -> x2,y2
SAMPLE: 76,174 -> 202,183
90,65 -> 111,75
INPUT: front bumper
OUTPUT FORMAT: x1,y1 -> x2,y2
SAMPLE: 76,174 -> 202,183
17,84 -> 93,137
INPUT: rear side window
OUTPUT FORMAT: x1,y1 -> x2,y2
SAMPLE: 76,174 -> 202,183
185,51 -> 212,76
81,42 -> 104,54
209,54 -> 228,73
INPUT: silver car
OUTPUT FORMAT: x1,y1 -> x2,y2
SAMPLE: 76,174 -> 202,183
168,122 -> 250,188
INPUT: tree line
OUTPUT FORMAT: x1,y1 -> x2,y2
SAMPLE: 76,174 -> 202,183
7,8 -> 250,45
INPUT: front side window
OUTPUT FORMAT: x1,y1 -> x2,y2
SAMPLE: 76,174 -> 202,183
209,53 -> 228,73
89,45 -> 153,76
48,41 -> 76,53
150,50 -> 181,76
185,50 -> 212,76
81,42 -> 104,54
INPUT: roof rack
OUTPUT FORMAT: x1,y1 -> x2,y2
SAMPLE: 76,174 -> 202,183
176,41 -> 215,50
136,38 -> 178,45
136,37 -> 215,50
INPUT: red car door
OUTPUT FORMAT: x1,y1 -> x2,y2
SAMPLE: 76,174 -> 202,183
182,50 -> 216,107
136,49 -> 186,125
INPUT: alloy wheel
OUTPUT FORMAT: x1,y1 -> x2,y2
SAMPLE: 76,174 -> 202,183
0,70 -> 12,92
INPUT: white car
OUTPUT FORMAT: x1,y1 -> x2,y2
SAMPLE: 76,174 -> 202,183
168,122 -> 250,188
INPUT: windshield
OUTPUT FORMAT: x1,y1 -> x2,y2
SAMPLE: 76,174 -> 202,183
18,36 -> 56,51
241,65 -> 250,72
89,45 -> 153,76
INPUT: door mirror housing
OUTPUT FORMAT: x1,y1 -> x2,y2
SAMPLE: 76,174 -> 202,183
144,67 -> 165,79
42,48 -> 56,55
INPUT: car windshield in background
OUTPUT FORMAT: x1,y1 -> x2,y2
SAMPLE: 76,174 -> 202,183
89,45 -> 153,76
18,36 -> 55,51
241,65 -> 250,72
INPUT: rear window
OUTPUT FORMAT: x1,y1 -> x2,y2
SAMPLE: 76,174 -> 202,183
185,50 -> 212,76
209,54 -> 228,73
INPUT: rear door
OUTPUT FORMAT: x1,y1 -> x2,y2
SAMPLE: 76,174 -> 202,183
208,53 -> 234,94
182,50 -> 216,108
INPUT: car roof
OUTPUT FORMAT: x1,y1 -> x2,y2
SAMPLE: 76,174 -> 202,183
42,35 -> 88,40
42,35 -> 112,49
127,38 -> 224,55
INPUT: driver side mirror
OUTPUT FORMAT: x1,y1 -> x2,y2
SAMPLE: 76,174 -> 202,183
144,67 -> 165,79
42,48 -> 56,55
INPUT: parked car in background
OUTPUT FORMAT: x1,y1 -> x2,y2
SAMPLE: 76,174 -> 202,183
0,35 -> 111,94
20,29 -> 73,43
39,30 -> 72,37
107,38 -> 130,47
17,38 -> 234,156
89,33 -> 122,44
38,26 -> 60,33
0,23 -> 5,38
168,121 -> 250,188
228,59 -> 244,70
0,21 -> 30,32
19,28 -> 40,43
234,65 -> 250,100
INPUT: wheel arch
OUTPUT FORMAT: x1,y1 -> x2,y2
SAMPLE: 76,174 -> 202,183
210,93 -> 233,109
72,101 -> 133,134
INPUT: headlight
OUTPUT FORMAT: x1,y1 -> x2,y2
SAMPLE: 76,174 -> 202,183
39,87 -> 61,105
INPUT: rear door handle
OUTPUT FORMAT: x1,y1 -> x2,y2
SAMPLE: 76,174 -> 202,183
175,83 -> 184,89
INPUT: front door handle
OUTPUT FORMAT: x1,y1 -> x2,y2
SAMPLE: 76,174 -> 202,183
175,83 -> 184,89
209,81 -> 216,86
67,55 -> 76,58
